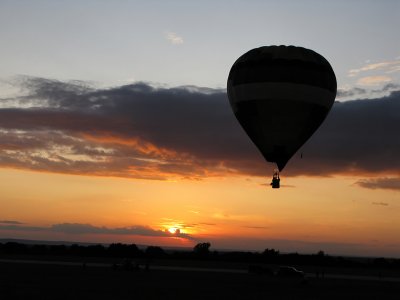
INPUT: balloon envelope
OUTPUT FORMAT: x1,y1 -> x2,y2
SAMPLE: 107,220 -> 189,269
227,45 -> 337,171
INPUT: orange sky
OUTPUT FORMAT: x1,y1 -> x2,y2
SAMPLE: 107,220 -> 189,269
1,167 -> 399,257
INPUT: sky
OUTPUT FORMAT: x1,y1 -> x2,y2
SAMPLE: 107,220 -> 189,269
0,0 -> 400,257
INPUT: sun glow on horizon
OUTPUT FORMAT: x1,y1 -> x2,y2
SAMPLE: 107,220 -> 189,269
1,168 -> 400,257
167,227 -> 181,234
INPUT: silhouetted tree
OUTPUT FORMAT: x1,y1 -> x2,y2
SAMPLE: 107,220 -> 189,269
193,242 -> 211,257
127,244 -> 141,258
262,248 -> 280,263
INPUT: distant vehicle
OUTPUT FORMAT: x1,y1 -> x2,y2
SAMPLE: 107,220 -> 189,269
276,266 -> 305,278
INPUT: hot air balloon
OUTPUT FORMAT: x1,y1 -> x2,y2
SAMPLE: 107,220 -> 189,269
227,45 -> 337,188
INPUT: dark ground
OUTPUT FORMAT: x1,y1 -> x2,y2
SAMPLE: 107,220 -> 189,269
1,261 -> 400,300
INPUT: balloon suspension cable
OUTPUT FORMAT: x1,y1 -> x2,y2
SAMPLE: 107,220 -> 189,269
271,168 -> 280,189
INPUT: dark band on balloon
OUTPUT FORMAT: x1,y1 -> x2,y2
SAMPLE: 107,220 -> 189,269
229,62 -> 336,93
227,82 -> 336,109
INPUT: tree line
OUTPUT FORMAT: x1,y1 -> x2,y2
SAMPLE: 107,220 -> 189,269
1,241 -> 400,270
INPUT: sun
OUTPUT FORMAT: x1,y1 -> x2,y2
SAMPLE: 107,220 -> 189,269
168,227 -> 181,234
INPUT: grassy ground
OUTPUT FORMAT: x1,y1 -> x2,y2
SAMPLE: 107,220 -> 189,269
1,261 -> 400,299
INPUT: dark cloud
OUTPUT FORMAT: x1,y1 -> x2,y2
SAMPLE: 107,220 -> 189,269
337,87 -> 368,98
355,178 -> 400,191
0,220 -> 24,225
50,223 -> 161,236
337,83 -> 400,99
0,224 -> 45,231
288,90 -> 400,176
0,77 -> 399,181
0,222 -> 194,240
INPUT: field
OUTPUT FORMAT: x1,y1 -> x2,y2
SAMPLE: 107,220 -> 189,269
1,259 -> 400,299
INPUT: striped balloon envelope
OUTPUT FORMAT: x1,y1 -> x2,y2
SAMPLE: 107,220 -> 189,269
227,45 -> 337,172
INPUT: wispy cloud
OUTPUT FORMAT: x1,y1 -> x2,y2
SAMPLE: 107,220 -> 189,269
165,31 -> 184,45
348,60 -> 400,77
355,177 -> 400,191
0,220 -> 24,225
372,202 -> 389,206
243,226 -> 269,230
357,75 -> 392,86
199,222 -> 217,226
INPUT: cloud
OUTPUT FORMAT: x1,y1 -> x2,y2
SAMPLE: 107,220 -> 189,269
0,220 -> 24,225
0,224 -> 46,231
348,60 -> 400,77
243,226 -> 269,229
165,31 -> 184,45
355,178 -> 400,191
337,83 -> 400,99
199,222 -> 217,226
0,222 -> 194,240
372,202 -> 389,206
357,76 -> 392,86
337,87 -> 368,98
0,78 -> 252,180
286,90 -> 400,177
0,77 -> 399,180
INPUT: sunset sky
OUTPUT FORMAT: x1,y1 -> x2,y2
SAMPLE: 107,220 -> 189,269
1,0 -> 400,257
